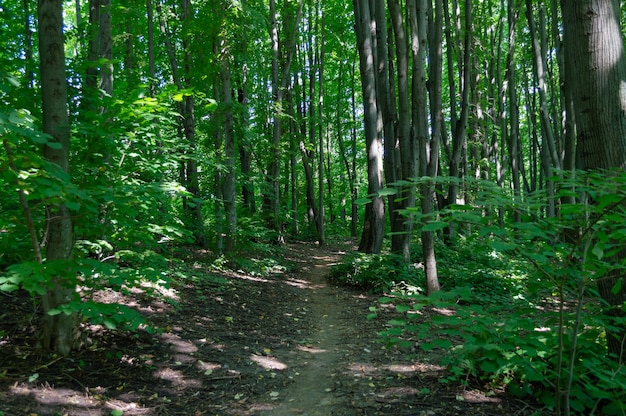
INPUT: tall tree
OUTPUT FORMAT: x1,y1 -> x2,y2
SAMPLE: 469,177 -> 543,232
419,0 -> 441,295
562,0 -> 626,363
267,0 -> 304,243
220,30 -> 237,252
353,0 -> 385,254
37,0 -> 76,355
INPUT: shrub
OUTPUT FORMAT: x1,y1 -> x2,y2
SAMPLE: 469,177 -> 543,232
328,252 -> 421,294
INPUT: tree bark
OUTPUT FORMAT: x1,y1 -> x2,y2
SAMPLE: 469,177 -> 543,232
506,1 -> 522,223
443,0 -> 472,242
37,0 -> 76,355
267,0 -> 304,244
422,0 -> 442,295
526,2 -> 559,218
220,34 -> 237,252
562,0 -> 626,363
388,0 -> 417,262
353,0 -> 385,254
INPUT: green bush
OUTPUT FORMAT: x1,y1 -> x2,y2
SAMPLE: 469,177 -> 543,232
373,171 -> 626,415
328,252 -> 421,294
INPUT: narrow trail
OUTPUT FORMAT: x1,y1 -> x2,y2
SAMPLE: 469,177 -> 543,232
262,244 -> 349,415
0,241 -> 543,416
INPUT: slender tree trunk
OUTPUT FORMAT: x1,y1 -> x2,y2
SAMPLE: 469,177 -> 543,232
422,0 -> 442,295
317,11 -> 326,246
353,0 -> 385,254
37,0 -> 76,355
146,0 -> 156,97
526,2 -> 559,218
267,0 -> 303,244
220,35 -> 237,252
238,83 -> 255,214
24,0 -> 35,88
350,58 -> 359,237
180,0 -> 205,246
443,0 -> 472,243
388,0 -> 417,262
506,1 -> 521,223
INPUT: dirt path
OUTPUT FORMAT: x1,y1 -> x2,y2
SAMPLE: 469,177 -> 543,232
261,244 -> 349,415
0,241 -> 542,415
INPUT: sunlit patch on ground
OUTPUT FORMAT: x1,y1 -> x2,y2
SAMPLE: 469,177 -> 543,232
250,354 -> 288,370
9,384 -> 152,415
296,344 -> 327,353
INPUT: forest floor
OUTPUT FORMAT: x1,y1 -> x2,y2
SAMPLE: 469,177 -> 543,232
0,241 -> 545,416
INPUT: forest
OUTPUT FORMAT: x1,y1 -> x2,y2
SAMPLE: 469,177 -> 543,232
1,0 -> 626,414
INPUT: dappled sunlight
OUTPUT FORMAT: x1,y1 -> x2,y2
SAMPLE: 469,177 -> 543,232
230,272 -> 271,283
296,344 -> 327,353
195,360 -> 221,372
9,384 -> 152,415
159,332 -> 198,354
459,389 -> 503,404
383,362 -> 445,374
375,386 -> 423,402
348,361 -> 446,378
152,367 -> 202,388
11,385 -> 97,408
284,277 -> 326,290
250,354 -> 288,370
284,277 -> 315,289
433,307 -> 456,316
347,362 -> 382,377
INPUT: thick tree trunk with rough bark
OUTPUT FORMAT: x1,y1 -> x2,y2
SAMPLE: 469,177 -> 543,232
562,0 -> 626,363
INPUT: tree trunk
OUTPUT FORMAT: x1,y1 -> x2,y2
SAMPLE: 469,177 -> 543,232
562,0 -> 626,363
267,0 -> 304,244
23,0 -> 35,87
146,0 -> 156,97
220,35 -> 237,252
443,0 -> 472,243
388,0 -> 417,262
422,0 -> 442,295
37,0 -> 76,355
317,10 -> 326,246
506,0 -> 521,223
353,0 -> 385,254
526,2 -> 559,218
181,0 -> 205,246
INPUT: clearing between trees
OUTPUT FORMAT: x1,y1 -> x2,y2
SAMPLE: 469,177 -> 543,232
1,241 -> 541,415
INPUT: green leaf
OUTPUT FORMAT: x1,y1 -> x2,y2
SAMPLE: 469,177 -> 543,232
611,278 -> 623,295
422,221 -> 448,232
354,197 -> 371,205
396,304 -> 411,313
592,243 -> 604,260
378,187 -> 398,196
103,319 -> 117,330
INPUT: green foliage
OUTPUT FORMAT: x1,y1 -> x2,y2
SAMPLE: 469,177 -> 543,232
374,171 -> 626,415
422,239 -> 536,305
328,252 -> 421,294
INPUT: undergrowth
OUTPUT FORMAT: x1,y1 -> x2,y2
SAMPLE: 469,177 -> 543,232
364,172 -> 626,416
328,251 -> 421,294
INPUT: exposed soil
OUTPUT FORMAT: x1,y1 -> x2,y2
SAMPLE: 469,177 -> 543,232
0,241 -> 544,415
